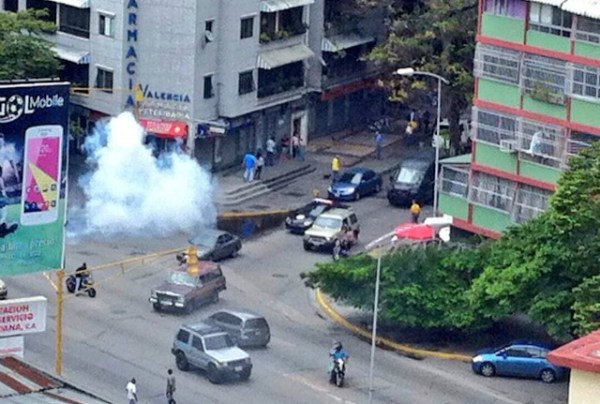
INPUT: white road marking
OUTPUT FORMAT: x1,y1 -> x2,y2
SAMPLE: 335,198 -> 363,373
283,372 -> 357,404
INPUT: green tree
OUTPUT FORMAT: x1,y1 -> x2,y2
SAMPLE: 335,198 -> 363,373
366,0 -> 477,152
0,10 -> 60,80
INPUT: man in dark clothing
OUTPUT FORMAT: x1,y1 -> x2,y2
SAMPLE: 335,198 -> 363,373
75,262 -> 88,293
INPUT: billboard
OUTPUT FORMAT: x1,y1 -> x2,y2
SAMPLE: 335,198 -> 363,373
0,82 -> 69,275
0,296 -> 47,338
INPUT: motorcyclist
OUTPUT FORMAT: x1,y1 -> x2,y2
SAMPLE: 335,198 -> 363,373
75,262 -> 88,293
329,341 -> 349,383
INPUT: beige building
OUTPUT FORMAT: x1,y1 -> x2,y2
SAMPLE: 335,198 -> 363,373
548,330 -> 600,404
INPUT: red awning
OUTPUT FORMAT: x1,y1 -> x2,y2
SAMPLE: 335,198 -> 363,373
394,223 -> 436,241
139,119 -> 188,139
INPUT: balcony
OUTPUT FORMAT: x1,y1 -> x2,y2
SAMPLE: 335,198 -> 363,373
257,61 -> 305,99
260,5 -> 307,47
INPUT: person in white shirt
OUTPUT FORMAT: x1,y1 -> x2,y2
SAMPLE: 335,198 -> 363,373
126,378 -> 137,404
266,137 -> 276,166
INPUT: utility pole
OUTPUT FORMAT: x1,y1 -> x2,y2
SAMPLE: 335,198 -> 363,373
55,269 -> 64,375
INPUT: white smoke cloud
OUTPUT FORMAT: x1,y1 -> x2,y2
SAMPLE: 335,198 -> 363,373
76,112 -> 216,236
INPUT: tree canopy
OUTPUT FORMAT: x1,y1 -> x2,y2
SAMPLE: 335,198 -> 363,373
305,142 -> 600,340
0,10 -> 60,81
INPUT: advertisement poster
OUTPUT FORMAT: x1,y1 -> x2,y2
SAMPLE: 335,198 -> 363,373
0,83 -> 69,275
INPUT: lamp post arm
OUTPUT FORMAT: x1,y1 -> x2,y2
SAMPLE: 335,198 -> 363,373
411,71 -> 450,85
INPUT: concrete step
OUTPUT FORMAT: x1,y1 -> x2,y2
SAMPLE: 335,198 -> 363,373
217,164 -> 316,206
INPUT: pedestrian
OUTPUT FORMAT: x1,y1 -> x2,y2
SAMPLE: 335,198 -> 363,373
281,136 -> 290,160
291,133 -> 299,159
126,378 -> 138,404
375,131 -> 384,160
166,369 -> 176,404
266,136 -> 276,166
422,110 -> 431,135
255,151 -> 265,180
297,136 -> 306,161
410,200 -> 421,223
331,155 -> 341,182
242,152 -> 256,182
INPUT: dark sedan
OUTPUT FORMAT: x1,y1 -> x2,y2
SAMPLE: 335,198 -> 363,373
285,198 -> 347,234
328,167 -> 383,201
189,229 -> 242,261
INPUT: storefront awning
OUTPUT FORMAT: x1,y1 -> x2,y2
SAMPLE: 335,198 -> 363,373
561,0 -> 600,19
139,119 -> 188,139
257,44 -> 314,70
53,46 -> 90,64
47,0 -> 90,8
321,34 -> 375,53
260,0 -> 314,12
524,0 -> 564,6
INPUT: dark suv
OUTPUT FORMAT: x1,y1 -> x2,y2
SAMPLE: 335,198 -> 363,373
172,322 -> 252,384
205,310 -> 271,348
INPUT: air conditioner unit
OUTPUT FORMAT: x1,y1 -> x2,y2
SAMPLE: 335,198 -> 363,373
499,139 -> 518,153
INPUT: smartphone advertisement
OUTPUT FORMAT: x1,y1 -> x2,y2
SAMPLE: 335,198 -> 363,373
0,83 -> 69,276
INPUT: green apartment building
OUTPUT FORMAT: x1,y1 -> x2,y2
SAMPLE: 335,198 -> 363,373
439,0 -> 600,238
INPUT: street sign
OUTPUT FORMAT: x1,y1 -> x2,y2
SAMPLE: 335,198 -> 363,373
0,296 -> 47,338
0,336 -> 24,358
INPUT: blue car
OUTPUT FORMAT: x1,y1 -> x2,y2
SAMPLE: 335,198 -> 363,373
328,167 -> 383,201
471,342 -> 566,383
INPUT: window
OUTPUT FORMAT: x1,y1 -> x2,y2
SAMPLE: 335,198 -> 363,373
4,0 -> 18,12
95,68 -> 113,93
205,20 -> 214,33
472,108 -> 517,145
518,118 -> 566,166
529,3 -> 572,37
513,185 -> 551,224
241,16 -> 254,39
521,54 -> 567,105
26,0 -> 56,22
238,70 -> 255,95
99,14 -> 114,37
59,4 -> 90,38
576,16 -> 600,44
191,336 -> 204,350
484,0 -> 525,18
469,172 -> 516,212
572,64 -> 600,100
176,329 -> 190,343
440,166 -> 469,197
474,44 -> 520,85
566,132 -> 598,160
203,75 -> 214,99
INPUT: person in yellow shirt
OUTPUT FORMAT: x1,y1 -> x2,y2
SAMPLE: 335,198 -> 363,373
331,155 -> 341,182
410,200 -> 421,223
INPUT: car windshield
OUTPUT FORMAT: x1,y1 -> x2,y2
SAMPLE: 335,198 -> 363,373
313,216 -> 342,230
169,272 -> 198,287
308,204 -> 328,218
338,172 -> 361,185
190,233 -> 218,247
395,167 -> 425,185
245,318 -> 269,329
204,334 -> 234,350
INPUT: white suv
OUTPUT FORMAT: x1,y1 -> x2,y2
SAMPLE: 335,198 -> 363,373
303,208 -> 359,251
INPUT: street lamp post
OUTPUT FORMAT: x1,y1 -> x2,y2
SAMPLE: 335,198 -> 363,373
394,68 -> 449,216
365,231 -> 395,404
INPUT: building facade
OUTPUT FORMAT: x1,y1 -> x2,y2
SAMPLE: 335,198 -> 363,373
439,0 -> 600,238
0,0 -> 385,171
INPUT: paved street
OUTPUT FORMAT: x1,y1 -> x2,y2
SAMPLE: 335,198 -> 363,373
5,192 -> 567,403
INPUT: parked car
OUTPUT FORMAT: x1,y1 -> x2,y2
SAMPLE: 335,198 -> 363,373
285,198 -> 348,234
471,342 -> 566,383
303,208 -> 359,251
388,148 -> 437,207
150,261 -> 226,313
205,309 -> 271,348
328,167 -> 383,201
172,322 -> 252,384
189,229 -> 241,261
0,279 -> 7,300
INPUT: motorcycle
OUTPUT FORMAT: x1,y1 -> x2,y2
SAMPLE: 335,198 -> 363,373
330,358 -> 346,387
66,274 -> 97,298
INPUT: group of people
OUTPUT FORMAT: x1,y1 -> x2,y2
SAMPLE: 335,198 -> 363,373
242,134 -> 305,182
126,369 -> 176,404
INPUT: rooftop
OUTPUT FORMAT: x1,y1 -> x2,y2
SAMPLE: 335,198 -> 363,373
548,330 -> 600,373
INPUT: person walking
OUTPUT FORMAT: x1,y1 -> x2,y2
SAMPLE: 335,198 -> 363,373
375,131 -> 384,160
291,133 -> 300,159
266,136 -> 276,166
410,200 -> 422,223
331,155 -> 341,182
242,152 -> 256,182
297,136 -> 306,161
255,152 -> 265,180
281,136 -> 290,160
166,369 -> 176,404
126,378 -> 138,404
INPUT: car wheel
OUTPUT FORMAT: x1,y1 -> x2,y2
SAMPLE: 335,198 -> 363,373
211,291 -> 219,304
183,301 -> 194,314
152,302 -> 161,312
207,363 -> 222,384
240,367 -> 251,381
230,248 -> 239,258
303,242 -> 311,251
540,368 -> 556,383
480,362 -> 495,377
354,191 -> 361,201
175,352 -> 189,371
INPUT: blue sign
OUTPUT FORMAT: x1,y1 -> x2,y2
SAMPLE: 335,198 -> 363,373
125,0 -> 138,107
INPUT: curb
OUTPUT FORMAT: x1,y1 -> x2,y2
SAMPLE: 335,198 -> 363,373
219,209 -> 290,219
315,289 -> 471,362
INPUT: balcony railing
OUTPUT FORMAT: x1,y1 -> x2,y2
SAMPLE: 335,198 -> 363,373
257,76 -> 304,98
260,24 -> 307,44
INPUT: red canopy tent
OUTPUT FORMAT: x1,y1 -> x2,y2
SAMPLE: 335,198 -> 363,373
393,223 -> 436,241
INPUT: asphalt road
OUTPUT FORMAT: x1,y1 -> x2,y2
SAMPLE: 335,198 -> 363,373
6,193 -> 567,404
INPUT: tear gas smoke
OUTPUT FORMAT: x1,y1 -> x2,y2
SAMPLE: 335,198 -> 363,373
77,112 -> 216,236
